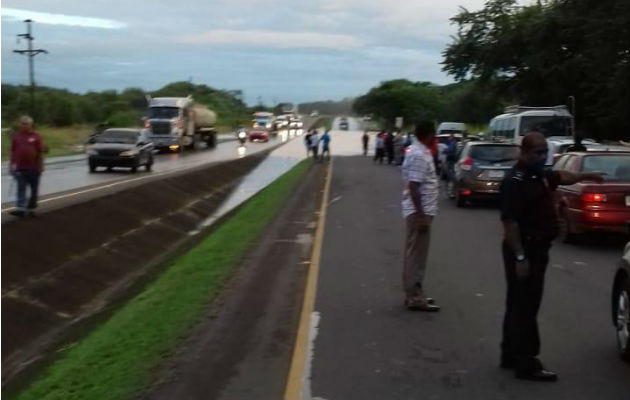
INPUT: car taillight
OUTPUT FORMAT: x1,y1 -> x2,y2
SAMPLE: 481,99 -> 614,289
583,193 -> 607,202
459,157 -> 473,171
404,147 -> 410,154
177,119 -> 184,129
144,120 -> 150,128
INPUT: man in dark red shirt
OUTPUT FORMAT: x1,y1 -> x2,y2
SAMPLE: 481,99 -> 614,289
9,116 -> 45,217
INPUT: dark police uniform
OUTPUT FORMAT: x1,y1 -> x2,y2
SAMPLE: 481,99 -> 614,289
499,162 -> 562,372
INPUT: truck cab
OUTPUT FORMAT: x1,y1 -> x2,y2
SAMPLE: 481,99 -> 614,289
144,96 -> 217,151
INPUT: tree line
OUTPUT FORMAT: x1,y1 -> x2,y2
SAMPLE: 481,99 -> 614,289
1,81 -> 251,129
355,0 -> 628,140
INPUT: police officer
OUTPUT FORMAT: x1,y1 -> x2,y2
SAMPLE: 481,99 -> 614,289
499,131 -> 603,381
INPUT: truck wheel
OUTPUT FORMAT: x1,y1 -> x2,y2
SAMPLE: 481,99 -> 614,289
207,134 -> 217,148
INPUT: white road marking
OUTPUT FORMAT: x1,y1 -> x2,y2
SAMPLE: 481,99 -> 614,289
1,170 -> 174,212
302,311 -> 321,400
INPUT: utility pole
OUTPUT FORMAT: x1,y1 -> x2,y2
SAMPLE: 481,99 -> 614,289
13,19 -> 48,116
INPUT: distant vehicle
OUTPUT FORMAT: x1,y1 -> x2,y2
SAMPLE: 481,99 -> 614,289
363,115 -> 372,121
548,136 -> 597,162
310,111 -> 320,117
289,117 -> 303,129
453,142 -> 520,207
274,114 -> 290,129
553,151 -> 630,242
253,111 -> 274,129
86,128 -> 154,173
235,127 -> 248,145
248,129 -> 269,143
144,96 -> 217,152
437,122 -> 466,136
612,240 -> 630,361
339,120 -> 349,130
488,105 -> 574,165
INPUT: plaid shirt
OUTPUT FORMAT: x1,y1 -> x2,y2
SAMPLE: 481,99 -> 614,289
401,141 -> 438,217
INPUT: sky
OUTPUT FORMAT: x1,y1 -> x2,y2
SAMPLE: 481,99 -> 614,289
1,0 -> 495,105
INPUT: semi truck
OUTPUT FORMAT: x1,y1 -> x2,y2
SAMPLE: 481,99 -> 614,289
144,95 -> 217,151
252,111 -> 274,129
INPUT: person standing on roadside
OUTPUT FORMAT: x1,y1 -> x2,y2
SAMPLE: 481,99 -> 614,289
304,130 -> 313,157
9,116 -> 45,217
320,130 -> 331,162
374,132 -> 386,164
444,133 -> 458,198
499,131 -> 604,382
385,131 -> 395,165
362,131 -> 369,156
400,121 -> 440,312
310,129 -> 320,159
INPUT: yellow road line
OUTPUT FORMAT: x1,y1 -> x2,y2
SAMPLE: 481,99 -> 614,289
284,160 -> 333,400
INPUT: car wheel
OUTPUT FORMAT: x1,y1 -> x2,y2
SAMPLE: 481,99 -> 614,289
558,207 -> 576,243
145,154 -> 153,172
615,277 -> 630,361
89,163 -> 97,173
131,164 -> 138,173
106,166 -> 113,172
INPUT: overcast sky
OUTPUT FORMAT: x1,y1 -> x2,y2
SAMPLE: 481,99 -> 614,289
1,0 -> 498,104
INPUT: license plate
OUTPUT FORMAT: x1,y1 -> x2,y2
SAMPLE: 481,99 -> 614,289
488,170 -> 505,178
626,195 -> 630,206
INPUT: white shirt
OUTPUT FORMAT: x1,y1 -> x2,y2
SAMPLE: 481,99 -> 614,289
401,141 -> 439,217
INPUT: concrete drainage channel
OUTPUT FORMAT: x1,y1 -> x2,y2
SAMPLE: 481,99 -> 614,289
1,141 -> 305,389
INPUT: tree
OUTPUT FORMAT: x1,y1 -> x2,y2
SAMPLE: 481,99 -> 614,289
353,80 -> 443,129
442,0 -> 629,140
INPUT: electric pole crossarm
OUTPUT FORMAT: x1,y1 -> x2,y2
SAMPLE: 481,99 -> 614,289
13,19 -> 48,115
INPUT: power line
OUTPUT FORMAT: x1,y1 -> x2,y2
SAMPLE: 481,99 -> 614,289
13,19 -> 49,115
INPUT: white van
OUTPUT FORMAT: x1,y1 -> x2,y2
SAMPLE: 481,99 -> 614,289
437,122 -> 466,135
488,105 -> 574,165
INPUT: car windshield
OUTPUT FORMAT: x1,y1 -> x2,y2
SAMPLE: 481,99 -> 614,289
439,130 -> 463,135
148,107 -> 179,119
519,116 -> 572,137
581,155 -> 630,181
95,131 -> 138,144
470,145 -> 520,161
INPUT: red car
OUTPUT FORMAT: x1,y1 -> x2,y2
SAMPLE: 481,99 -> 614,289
553,151 -> 630,242
248,129 -> 269,143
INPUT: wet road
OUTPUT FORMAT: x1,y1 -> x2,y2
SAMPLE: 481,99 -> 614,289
1,127 -> 312,212
303,125 -> 629,399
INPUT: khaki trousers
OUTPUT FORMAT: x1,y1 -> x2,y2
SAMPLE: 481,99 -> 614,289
403,213 -> 433,296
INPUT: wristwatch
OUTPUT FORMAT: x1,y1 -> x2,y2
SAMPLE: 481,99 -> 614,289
515,254 -> 527,262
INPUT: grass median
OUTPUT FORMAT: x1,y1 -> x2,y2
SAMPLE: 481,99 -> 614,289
12,158 -> 312,400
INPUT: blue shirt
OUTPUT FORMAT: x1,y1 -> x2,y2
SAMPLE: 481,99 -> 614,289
321,133 -> 330,147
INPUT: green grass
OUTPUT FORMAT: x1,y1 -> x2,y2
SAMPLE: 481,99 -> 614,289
311,116 -> 333,130
13,159 -> 312,400
465,123 -> 487,136
1,125 -> 95,162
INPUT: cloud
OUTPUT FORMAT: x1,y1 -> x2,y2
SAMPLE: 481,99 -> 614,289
177,29 -> 362,50
2,7 -> 126,29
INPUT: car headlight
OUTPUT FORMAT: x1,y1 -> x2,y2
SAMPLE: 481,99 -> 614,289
238,131 -> 247,139
87,149 -> 98,156
120,150 -> 137,157
266,123 -> 271,128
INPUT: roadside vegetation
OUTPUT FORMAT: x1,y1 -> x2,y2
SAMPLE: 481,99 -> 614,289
311,116 -> 333,131
11,159 -> 312,400
354,0 -> 628,140
1,81 -> 253,159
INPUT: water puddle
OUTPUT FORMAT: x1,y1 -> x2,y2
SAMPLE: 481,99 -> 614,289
189,132 -> 307,235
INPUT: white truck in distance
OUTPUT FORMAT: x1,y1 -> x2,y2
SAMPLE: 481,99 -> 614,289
144,96 -> 217,152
